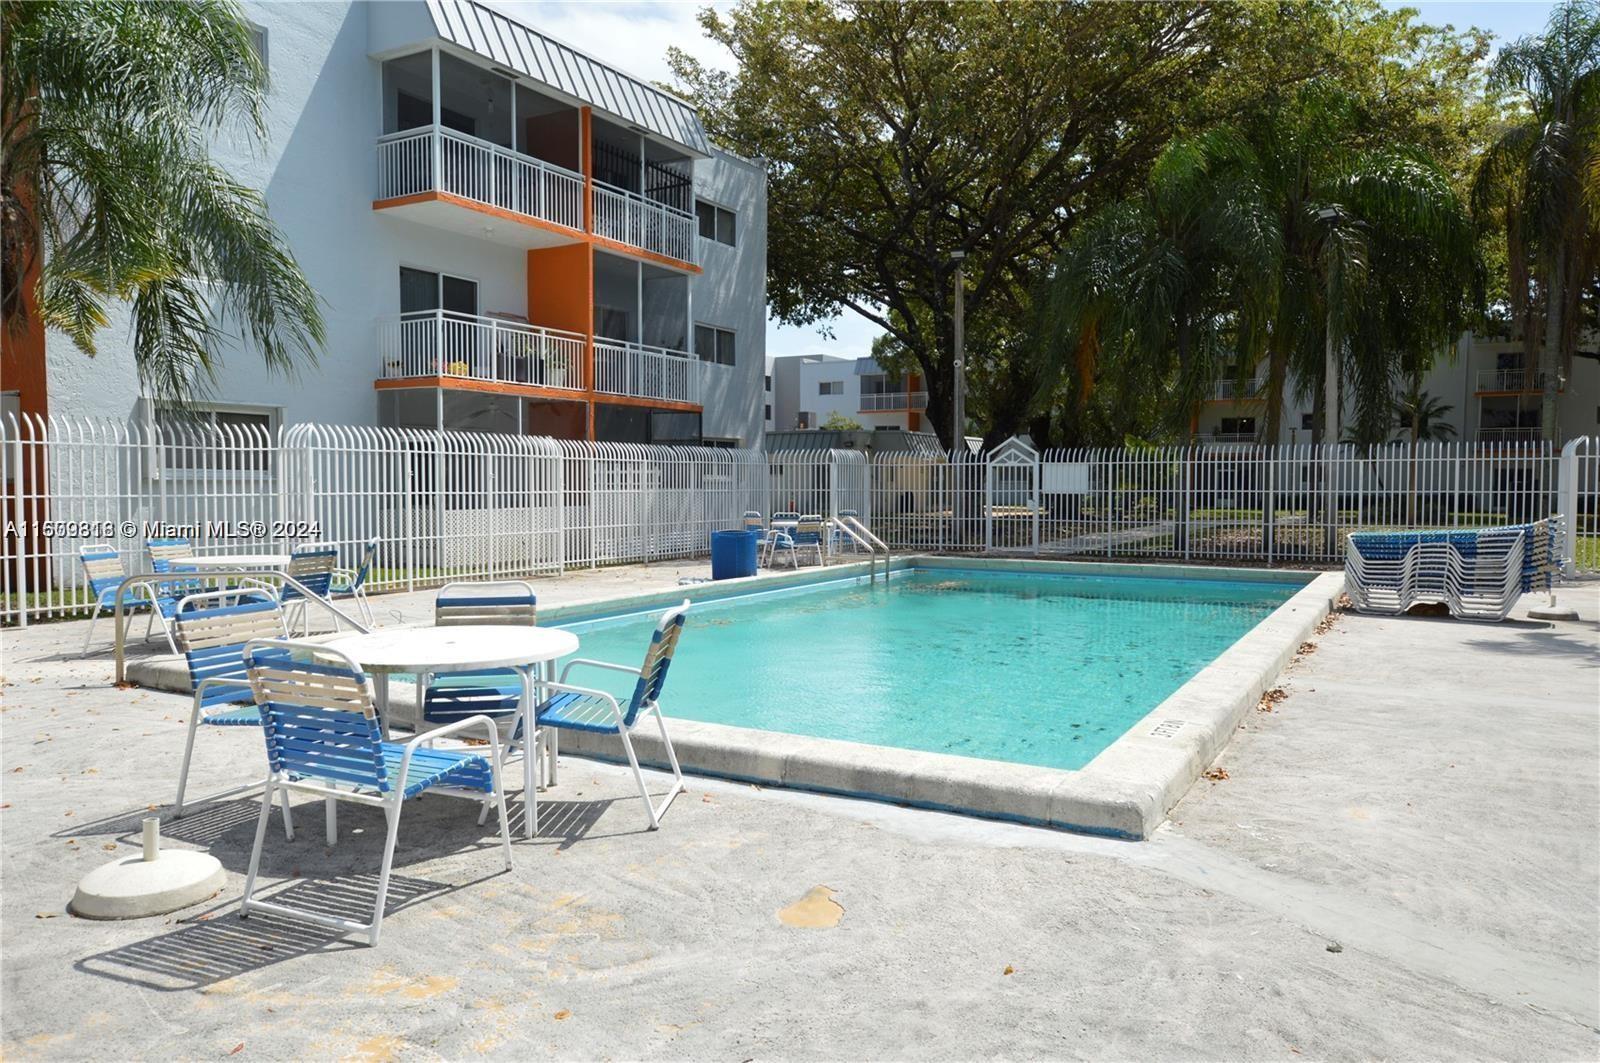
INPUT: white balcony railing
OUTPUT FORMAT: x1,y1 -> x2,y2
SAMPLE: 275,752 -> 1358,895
859,391 -> 929,411
1476,368 -> 1551,392
593,338 -> 701,404
590,181 -> 696,263
377,310 -> 585,391
376,126 -> 585,232
1212,379 -> 1265,401
1476,426 -> 1545,443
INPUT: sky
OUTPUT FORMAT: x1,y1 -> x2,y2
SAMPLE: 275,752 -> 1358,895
496,0 -> 1560,367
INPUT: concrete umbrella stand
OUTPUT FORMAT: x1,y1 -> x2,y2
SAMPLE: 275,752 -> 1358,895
70,818 -> 225,920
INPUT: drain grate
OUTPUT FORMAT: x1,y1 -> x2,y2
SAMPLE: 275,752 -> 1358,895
1149,720 -> 1186,739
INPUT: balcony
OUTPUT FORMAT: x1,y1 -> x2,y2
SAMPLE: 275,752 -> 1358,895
1476,368 -> 1553,393
376,126 -> 586,244
377,310 -> 584,391
1210,380 -> 1264,401
594,338 -> 701,405
590,181 -> 697,265
1208,431 -> 1258,444
1476,426 -> 1544,444
859,391 -> 929,412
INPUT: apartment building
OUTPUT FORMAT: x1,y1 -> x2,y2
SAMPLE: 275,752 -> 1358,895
768,354 -> 927,431
2,0 -> 767,446
1196,333 -> 1599,445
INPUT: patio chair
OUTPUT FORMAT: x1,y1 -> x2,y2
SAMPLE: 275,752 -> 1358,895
830,509 -> 861,554
770,514 -> 825,568
239,639 -> 514,946
330,536 -> 380,626
78,545 -> 181,657
148,536 -> 205,597
420,581 -> 537,726
277,543 -> 338,635
742,510 -> 764,532
534,600 -> 689,830
760,511 -> 801,567
172,590 -> 295,836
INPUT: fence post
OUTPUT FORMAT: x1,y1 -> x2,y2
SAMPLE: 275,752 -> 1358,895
1182,450 -> 1192,563
403,440 -> 416,593
1264,447 -> 1274,566
10,420 -> 27,627
1031,452 -> 1041,554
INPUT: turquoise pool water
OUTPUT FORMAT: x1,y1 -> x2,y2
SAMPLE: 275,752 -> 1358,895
557,569 -> 1299,771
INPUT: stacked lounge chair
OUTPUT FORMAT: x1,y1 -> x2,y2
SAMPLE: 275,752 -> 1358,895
1345,518 -> 1560,622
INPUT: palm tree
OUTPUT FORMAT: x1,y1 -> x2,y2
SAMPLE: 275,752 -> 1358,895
1392,385 -> 1457,442
2,0 -> 322,403
1473,0 -> 1600,442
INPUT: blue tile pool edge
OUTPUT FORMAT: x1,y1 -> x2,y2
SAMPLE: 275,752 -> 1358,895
552,565 -> 1346,840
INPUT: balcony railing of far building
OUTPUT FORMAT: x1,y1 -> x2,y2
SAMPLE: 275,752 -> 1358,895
858,391 -> 929,412
376,125 -> 697,264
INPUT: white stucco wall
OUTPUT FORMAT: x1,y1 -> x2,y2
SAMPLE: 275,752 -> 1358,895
691,149 -> 767,445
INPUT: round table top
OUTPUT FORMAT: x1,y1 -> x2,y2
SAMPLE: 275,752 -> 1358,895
178,553 -> 293,569
322,624 -> 579,674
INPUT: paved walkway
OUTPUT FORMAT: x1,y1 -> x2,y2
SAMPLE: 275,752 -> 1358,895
1,570 -> 1595,1059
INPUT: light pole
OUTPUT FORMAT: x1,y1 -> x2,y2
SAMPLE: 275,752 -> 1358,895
950,251 -> 966,453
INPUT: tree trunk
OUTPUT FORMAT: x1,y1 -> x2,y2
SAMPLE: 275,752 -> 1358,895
1540,252 -> 1565,443
1263,332 -> 1289,444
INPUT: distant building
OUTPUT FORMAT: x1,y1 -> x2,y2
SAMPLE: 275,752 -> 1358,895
1197,332 -> 1598,446
767,354 -> 927,432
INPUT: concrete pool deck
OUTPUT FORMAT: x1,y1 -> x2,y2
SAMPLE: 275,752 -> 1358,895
1,564 -> 1596,1057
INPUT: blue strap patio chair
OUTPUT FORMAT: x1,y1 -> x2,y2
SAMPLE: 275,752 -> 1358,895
78,544 -> 181,657
172,591 -> 296,836
277,543 -> 339,635
742,510 -> 765,532
769,514 -> 825,569
534,601 -> 690,830
421,581 -> 537,727
760,511 -> 801,567
330,536 -> 380,626
148,536 -> 205,597
239,639 -> 514,946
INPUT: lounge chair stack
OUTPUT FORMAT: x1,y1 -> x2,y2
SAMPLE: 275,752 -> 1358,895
1344,518 -> 1558,622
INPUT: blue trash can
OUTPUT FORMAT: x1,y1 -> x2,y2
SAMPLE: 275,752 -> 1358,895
710,529 -> 759,580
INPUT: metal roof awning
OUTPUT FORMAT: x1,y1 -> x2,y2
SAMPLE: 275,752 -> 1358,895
424,0 -> 713,158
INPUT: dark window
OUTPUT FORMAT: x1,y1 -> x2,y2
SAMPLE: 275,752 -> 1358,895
696,200 -> 736,246
1219,416 -> 1256,436
1300,413 -> 1315,431
695,324 -> 735,366
248,24 -> 269,82
157,406 -> 275,471
819,381 -> 842,395
764,404 -> 772,420
764,374 -> 772,391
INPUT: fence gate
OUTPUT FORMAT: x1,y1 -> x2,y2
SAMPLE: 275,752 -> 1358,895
985,436 -> 1040,552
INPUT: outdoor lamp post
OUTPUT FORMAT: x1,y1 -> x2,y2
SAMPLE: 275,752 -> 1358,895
950,251 -> 966,453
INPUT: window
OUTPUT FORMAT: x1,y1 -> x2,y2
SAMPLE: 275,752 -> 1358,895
247,23 -> 269,82
695,199 -> 736,246
765,404 -> 772,420
1219,416 -> 1256,437
819,381 -> 843,395
764,374 -> 772,391
694,323 -> 736,366
1300,413 -> 1315,431
797,412 -> 812,429
399,267 -> 477,315
155,403 -> 278,471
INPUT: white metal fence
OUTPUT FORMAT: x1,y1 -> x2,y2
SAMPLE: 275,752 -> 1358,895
3,416 -> 1594,625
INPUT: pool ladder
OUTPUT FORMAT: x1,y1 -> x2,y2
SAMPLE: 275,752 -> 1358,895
835,515 -> 891,583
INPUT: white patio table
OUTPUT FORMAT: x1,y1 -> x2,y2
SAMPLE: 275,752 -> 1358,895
322,625 -> 578,839
177,553 -> 293,569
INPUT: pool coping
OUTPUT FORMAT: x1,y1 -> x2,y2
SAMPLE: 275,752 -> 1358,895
556,557 -> 1345,840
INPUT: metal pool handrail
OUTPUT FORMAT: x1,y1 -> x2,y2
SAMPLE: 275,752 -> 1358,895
112,570 -> 371,684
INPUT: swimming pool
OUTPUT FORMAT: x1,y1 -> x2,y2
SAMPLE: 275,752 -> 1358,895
560,568 -> 1299,771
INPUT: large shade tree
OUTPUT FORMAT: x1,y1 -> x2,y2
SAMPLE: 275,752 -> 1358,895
1,0 -> 323,404
1472,0 -> 1600,442
670,0 -> 1273,447
1036,86 -> 1479,447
